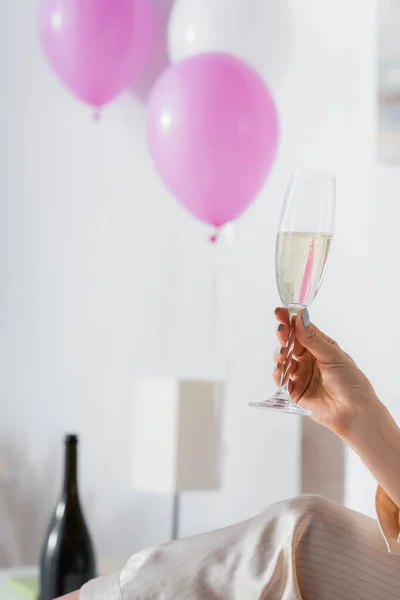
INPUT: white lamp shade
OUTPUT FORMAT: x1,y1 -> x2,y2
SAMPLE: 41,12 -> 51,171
132,378 -> 223,494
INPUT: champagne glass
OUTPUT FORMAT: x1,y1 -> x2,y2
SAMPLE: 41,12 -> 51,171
249,170 -> 335,416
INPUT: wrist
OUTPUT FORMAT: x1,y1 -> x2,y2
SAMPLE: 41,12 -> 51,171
340,394 -> 400,507
339,392 -> 389,448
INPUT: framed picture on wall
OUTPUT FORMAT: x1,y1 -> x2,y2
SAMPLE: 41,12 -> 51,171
377,0 -> 400,164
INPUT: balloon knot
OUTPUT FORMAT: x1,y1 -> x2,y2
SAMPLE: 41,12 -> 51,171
93,107 -> 102,122
209,228 -> 220,244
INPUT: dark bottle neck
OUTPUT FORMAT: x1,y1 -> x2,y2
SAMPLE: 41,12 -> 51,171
63,434 -> 79,498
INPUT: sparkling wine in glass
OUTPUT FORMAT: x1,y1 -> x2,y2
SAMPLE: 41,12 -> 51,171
249,170 -> 335,416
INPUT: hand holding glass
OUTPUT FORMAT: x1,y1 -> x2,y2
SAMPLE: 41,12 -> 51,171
249,170 -> 335,416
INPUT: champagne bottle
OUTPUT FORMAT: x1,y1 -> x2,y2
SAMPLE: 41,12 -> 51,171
40,435 -> 96,600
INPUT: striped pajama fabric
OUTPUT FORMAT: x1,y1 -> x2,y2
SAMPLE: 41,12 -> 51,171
81,491 -> 400,599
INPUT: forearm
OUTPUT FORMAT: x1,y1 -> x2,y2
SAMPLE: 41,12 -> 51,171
341,396 -> 400,507
56,592 -> 79,600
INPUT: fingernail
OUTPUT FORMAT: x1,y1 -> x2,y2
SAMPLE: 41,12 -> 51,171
275,346 -> 283,356
273,363 -> 278,372
302,308 -> 310,328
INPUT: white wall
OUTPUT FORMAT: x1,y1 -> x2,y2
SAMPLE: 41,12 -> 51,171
0,0 -> 393,566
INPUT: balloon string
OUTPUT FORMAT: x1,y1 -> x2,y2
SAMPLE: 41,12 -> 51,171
157,227 -> 177,374
223,250 -> 234,382
209,225 -> 233,381
93,107 -> 102,122
209,246 -> 220,373
211,224 -> 235,382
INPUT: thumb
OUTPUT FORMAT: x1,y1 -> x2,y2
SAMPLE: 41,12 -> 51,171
295,309 -> 341,362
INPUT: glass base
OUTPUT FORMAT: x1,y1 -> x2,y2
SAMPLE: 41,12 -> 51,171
249,388 -> 312,416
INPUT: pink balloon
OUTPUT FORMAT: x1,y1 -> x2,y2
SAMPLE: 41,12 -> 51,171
147,53 -> 279,227
38,0 -> 154,107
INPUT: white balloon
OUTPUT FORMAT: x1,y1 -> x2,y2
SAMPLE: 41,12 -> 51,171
167,0 -> 293,87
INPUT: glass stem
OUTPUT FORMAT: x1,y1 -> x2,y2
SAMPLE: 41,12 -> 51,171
279,306 -> 300,390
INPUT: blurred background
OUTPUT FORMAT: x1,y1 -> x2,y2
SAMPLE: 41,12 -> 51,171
0,0 -> 396,575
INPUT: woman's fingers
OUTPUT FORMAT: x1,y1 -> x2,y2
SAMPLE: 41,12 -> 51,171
273,352 -> 314,403
274,306 -> 290,325
273,345 -> 286,364
272,357 -> 298,385
272,308 -> 327,408
289,359 -> 298,377
290,352 -> 314,401
275,308 -> 306,358
272,344 -> 303,365
295,311 -> 342,363
275,308 -> 290,350
276,323 -> 290,346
